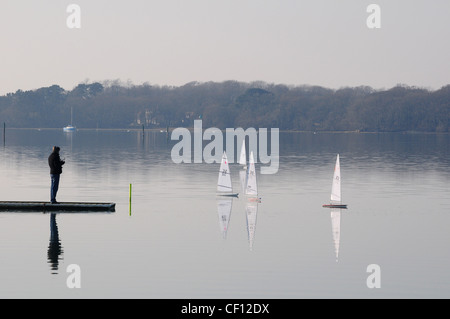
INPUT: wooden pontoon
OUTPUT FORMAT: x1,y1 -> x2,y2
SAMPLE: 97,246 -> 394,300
0,201 -> 116,212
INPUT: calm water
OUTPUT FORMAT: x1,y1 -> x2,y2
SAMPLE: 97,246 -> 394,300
0,129 -> 450,298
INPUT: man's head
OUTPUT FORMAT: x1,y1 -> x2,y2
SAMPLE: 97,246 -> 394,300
53,146 -> 60,153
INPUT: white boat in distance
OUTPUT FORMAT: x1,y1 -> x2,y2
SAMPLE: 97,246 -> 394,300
63,125 -> 76,132
323,154 -> 347,209
63,107 -> 76,132
217,152 -> 239,197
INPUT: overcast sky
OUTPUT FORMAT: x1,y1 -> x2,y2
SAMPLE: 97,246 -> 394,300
0,0 -> 449,95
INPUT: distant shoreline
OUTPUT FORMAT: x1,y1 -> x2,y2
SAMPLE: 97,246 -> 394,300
4,127 -> 450,135
1,82 -> 449,133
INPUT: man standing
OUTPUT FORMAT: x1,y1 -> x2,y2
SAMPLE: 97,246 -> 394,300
48,146 -> 65,204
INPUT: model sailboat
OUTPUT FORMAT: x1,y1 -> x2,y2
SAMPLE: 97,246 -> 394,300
217,152 -> 239,197
239,139 -> 247,167
323,154 -> 348,209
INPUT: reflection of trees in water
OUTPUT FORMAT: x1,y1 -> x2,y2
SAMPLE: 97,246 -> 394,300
47,213 -> 63,274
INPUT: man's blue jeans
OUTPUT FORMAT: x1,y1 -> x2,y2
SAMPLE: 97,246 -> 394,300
50,174 -> 60,203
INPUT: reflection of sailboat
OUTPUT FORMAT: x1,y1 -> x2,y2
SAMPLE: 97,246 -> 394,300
245,200 -> 258,250
330,209 -> 341,262
323,154 -> 347,209
217,199 -> 232,239
245,151 -> 258,197
63,107 -> 76,132
48,213 -> 63,274
239,139 -> 248,194
239,169 -> 247,194
217,152 -> 239,197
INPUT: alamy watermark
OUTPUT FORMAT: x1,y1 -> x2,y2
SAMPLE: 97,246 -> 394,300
366,264 -> 381,289
66,4 -> 81,29
367,4 -> 381,29
171,120 -> 279,174
65,4 -> 380,30
66,264 -> 81,289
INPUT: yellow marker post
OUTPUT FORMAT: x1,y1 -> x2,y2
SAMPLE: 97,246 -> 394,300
129,183 -> 132,216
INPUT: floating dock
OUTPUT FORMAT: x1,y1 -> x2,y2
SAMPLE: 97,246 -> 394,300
322,204 -> 348,209
0,201 -> 116,212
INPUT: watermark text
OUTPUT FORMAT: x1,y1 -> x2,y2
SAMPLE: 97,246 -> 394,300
66,4 -> 81,29
171,120 -> 279,174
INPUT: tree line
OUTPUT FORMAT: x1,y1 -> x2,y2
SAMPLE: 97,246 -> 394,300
0,80 -> 449,132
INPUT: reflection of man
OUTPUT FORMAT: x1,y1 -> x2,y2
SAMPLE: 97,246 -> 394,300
48,146 -> 65,204
48,213 -> 63,274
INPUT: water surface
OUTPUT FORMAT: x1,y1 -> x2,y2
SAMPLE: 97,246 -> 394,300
0,129 -> 449,298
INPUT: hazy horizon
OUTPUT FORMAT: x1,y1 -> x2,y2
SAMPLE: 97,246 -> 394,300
1,0 -> 449,95
2,77 -> 450,96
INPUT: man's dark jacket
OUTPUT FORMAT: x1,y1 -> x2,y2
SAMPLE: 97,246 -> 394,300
48,152 -> 64,175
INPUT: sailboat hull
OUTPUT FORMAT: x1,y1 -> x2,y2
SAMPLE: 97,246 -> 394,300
217,193 -> 239,198
323,204 -> 347,209
63,126 -> 76,132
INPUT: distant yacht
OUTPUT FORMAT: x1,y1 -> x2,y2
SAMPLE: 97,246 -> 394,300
63,107 -> 76,132
63,125 -> 76,132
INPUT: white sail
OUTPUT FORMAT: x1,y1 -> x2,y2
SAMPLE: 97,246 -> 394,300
239,140 -> 246,165
330,208 -> 341,262
217,152 -> 233,193
217,199 -> 232,239
245,151 -> 257,196
330,154 -> 341,203
245,201 -> 258,250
